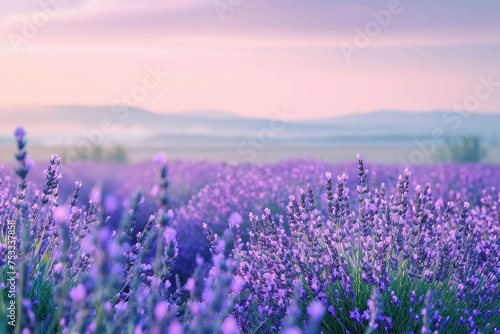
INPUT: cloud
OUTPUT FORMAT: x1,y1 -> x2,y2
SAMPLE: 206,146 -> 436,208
2,0 -> 499,49
88,0 -> 500,38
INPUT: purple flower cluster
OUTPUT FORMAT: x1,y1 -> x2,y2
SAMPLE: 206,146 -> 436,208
232,157 -> 500,333
0,129 -> 243,334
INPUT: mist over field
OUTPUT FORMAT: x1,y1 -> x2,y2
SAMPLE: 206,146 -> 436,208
0,106 -> 499,166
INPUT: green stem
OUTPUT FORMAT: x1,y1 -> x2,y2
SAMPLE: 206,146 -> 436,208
154,226 -> 164,277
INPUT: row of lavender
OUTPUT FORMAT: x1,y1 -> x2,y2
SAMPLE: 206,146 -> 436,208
0,128 -> 499,333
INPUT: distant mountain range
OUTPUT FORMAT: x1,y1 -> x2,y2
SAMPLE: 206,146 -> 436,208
0,106 -> 498,146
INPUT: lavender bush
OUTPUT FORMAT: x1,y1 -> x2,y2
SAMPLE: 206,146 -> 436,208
0,129 -> 241,334
0,128 -> 499,333
234,157 -> 500,333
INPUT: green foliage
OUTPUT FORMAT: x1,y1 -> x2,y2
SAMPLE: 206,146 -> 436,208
90,145 -> 104,162
63,145 -> 128,163
108,146 -> 128,163
444,136 -> 488,163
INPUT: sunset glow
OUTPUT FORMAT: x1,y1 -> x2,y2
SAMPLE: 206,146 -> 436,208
1,0 -> 499,119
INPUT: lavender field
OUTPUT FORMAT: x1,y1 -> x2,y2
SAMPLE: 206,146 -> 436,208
0,128 -> 498,334
3,0 -> 500,332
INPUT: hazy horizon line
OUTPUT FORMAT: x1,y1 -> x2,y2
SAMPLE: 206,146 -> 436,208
1,104 -> 499,121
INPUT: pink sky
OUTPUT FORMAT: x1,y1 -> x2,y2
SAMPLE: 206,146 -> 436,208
1,0 -> 499,119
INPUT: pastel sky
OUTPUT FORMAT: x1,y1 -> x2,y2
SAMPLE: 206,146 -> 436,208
1,0 -> 499,119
